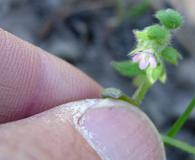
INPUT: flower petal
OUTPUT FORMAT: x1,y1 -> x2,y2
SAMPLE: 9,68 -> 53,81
132,54 -> 141,62
149,57 -> 157,68
139,58 -> 149,70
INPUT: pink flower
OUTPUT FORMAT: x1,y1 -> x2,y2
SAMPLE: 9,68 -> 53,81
132,49 -> 157,70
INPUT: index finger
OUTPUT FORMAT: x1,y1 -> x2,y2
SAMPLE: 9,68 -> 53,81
0,28 -> 102,123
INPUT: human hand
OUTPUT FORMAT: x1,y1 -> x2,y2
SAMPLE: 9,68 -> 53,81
0,28 -> 165,160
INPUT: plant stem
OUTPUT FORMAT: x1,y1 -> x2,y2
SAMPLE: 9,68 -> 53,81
132,80 -> 151,105
162,135 -> 195,155
167,97 -> 195,137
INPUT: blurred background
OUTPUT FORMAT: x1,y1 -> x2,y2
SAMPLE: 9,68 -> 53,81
0,0 -> 194,159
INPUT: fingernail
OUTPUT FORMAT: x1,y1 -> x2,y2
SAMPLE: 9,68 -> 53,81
70,99 -> 166,160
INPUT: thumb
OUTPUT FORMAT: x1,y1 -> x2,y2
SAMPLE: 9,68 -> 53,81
0,99 -> 166,160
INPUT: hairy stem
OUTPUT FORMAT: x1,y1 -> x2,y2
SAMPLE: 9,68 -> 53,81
132,80 -> 151,105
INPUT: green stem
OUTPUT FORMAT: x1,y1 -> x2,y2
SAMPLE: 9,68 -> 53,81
162,135 -> 195,155
167,97 -> 195,137
132,80 -> 151,105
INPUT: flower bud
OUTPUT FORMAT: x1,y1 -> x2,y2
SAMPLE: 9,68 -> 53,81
155,9 -> 183,29
146,24 -> 168,40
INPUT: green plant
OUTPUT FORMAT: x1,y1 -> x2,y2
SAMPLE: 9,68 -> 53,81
102,9 -> 195,156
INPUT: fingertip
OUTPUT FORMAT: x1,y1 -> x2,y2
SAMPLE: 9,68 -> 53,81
0,99 -> 165,160
66,99 -> 166,160
0,28 -> 102,122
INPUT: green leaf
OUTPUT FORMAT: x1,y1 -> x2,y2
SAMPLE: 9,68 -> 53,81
112,61 -> 144,77
155,9 -> 183,29
162,135 -> 195,155
161,47 -> 182,65
133,30 -> 149,46
146,65 -> 163,84
159,68 -> 167,83
167,98 -> 195,137
101,88 -> 139,106
145,24 -> 171,46
146,24 -> 168,40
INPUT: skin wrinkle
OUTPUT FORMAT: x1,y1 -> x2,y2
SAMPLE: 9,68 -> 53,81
11,46 -> 33,117
27,52 -> 83,115
23,51 -> 45,117
0,28 -> 102,122
0,30 -> 41,122
0,31 -> 21,120
0,31 -> 11,106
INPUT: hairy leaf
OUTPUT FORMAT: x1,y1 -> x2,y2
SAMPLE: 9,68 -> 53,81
161,47 -> 182,65
155,9 -> 183,29
112,61 -> 144,77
